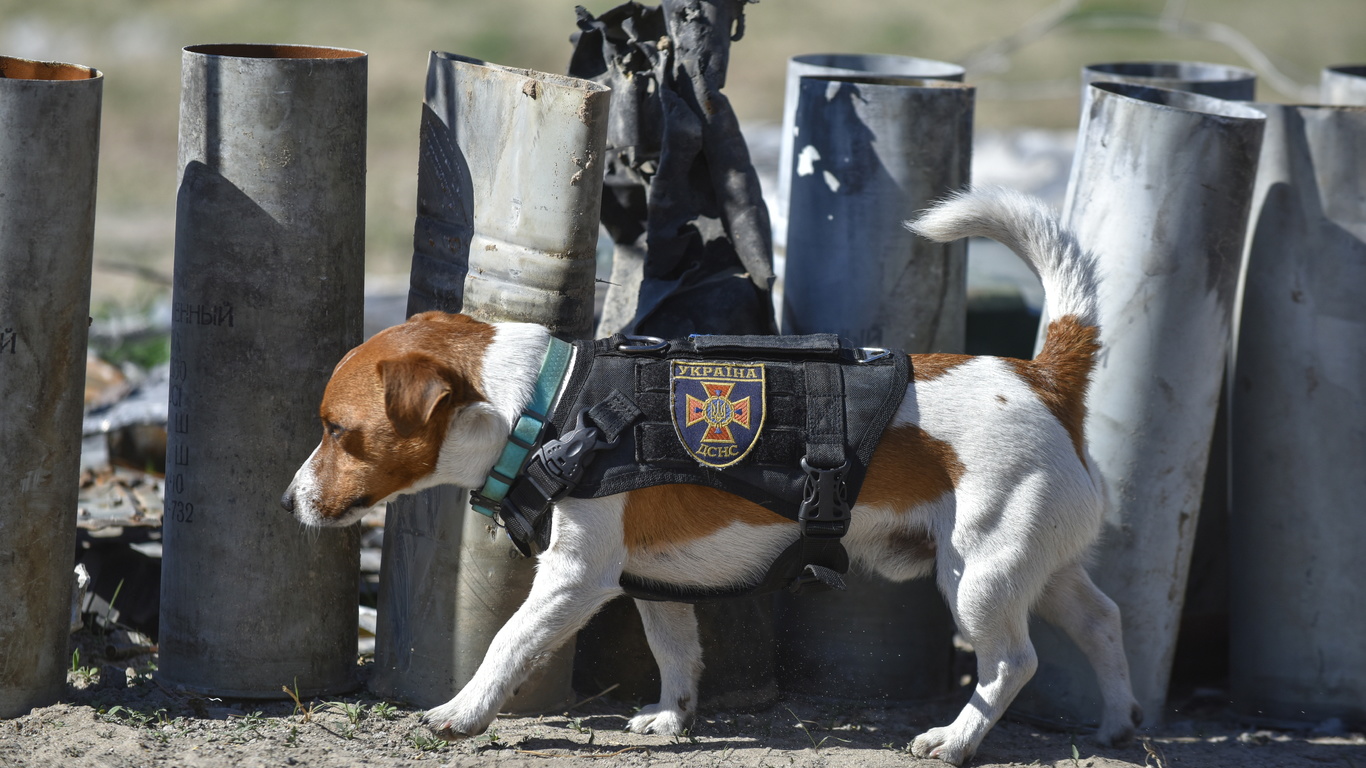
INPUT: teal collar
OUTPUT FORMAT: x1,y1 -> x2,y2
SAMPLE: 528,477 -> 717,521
469,335 -> 574,518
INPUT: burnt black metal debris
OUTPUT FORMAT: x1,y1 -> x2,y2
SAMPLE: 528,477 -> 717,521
570,0 -> 777,337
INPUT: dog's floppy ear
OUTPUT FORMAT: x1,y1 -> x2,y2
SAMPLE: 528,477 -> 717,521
379,354 -> 455,438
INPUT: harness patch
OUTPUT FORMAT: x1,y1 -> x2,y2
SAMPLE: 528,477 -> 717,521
670,361 -> 766,468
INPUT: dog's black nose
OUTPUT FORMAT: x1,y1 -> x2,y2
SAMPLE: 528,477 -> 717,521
280,489 -> 295,513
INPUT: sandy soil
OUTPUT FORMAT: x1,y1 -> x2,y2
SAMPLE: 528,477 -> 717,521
4,633 -> 1362,768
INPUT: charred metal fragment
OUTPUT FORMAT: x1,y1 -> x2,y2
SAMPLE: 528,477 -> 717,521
570,0 -> 777,337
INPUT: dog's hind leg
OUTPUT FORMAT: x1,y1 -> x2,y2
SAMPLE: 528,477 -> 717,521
913,559 -> 1040,765
1034,560 -> 1143,745
423,498 -> 625,740
627,600 -> 702,736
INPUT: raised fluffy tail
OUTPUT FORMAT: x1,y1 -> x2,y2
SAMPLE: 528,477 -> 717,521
909,188 -> 1101,453
907,186 -> 1099,330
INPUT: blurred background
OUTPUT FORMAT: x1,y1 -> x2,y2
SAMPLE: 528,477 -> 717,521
4,0 -> 1362,318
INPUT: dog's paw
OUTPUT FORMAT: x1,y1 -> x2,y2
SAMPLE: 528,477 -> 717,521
421,702 -> 491,741
1094,701 -> 1144,747
627,703 -> 690,736
911,726 -> 975,766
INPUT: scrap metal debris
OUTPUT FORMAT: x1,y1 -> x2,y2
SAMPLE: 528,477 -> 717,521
569,0 -> 777,337
78,465 -> 164,536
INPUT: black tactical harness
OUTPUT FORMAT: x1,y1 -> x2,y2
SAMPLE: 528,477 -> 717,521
471,332 -> 909,602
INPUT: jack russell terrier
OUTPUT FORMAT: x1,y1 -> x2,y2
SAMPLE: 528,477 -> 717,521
282,187 -> 1140,764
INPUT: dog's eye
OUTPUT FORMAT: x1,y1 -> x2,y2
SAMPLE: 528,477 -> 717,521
324,420 -> 347,439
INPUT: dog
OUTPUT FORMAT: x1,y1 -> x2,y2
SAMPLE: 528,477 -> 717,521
282,187 -> 1141,765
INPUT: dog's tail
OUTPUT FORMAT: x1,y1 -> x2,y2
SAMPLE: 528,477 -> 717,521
908,187 -> 1101,439
907,186 -> 1099,331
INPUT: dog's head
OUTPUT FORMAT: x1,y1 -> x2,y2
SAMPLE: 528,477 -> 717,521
282,312 -> 505,526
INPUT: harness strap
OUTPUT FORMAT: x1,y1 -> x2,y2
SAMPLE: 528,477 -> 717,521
620,361 -> 854,602
618,360 -> 857,601
497,391 -> 643,557
486,338 -> 873,601
798,361 -> 851,538
804,361 -> 846,471
584,389 -> 641,443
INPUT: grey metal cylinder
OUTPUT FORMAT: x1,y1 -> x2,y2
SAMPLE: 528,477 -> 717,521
158,44 -> 366,698
1068,61 -> 1256,217
774,575 -> 956,703
1070,61 -> 1257,214
1322,65 -> 1366,106
0,57 -> 102,719
406,52 -> 607,335
775,74 -> 970,702
1015,82 -> 1265,728
783,75 -> 974,351
1229,102 -> 1366,726
1073,59 -> 1257,697
775,54 -> 964,254
1082,61 -> 1256,100
371,51 -> 608,711
371,485 -> 466,707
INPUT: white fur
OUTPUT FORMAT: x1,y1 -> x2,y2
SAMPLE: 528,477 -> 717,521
910,186 -> 1100,328
295,188 -> 1139,766
428,322 -> 556,491
284,323 -> 558,525
283,444 -> 354,527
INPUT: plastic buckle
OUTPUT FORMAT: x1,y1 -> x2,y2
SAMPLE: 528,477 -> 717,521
532,408 -> 618,495
797,457 -> 850,538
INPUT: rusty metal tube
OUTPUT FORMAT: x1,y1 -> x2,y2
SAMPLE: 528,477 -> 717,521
1016,82 -> 1265,728
157,44 -> 366,698
1229,102 -> 1366,726
371,52 -> 609,711
0,56 -> 102,719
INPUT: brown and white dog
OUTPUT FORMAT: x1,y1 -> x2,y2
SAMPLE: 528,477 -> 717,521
282,187 -> 1140,765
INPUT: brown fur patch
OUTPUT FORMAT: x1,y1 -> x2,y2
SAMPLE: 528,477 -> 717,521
623,422 -> 966,550
910,353 -> 973,382
858,424 -> 964,511
1007,315 -> 1099,463
623,484 -> 788,552
889,526 -> 938,561
310,312 -> 496,519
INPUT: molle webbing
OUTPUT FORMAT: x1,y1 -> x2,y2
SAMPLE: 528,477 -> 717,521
551,333 -> 909,521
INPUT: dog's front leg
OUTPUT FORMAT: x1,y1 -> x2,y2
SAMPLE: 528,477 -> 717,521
424,498 -> 625,740
627,600 -> 701,736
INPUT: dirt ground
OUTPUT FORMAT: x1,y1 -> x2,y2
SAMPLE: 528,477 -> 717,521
4,632 -> 1363,768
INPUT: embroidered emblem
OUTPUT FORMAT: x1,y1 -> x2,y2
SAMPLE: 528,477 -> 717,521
671,361 -> 766,468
